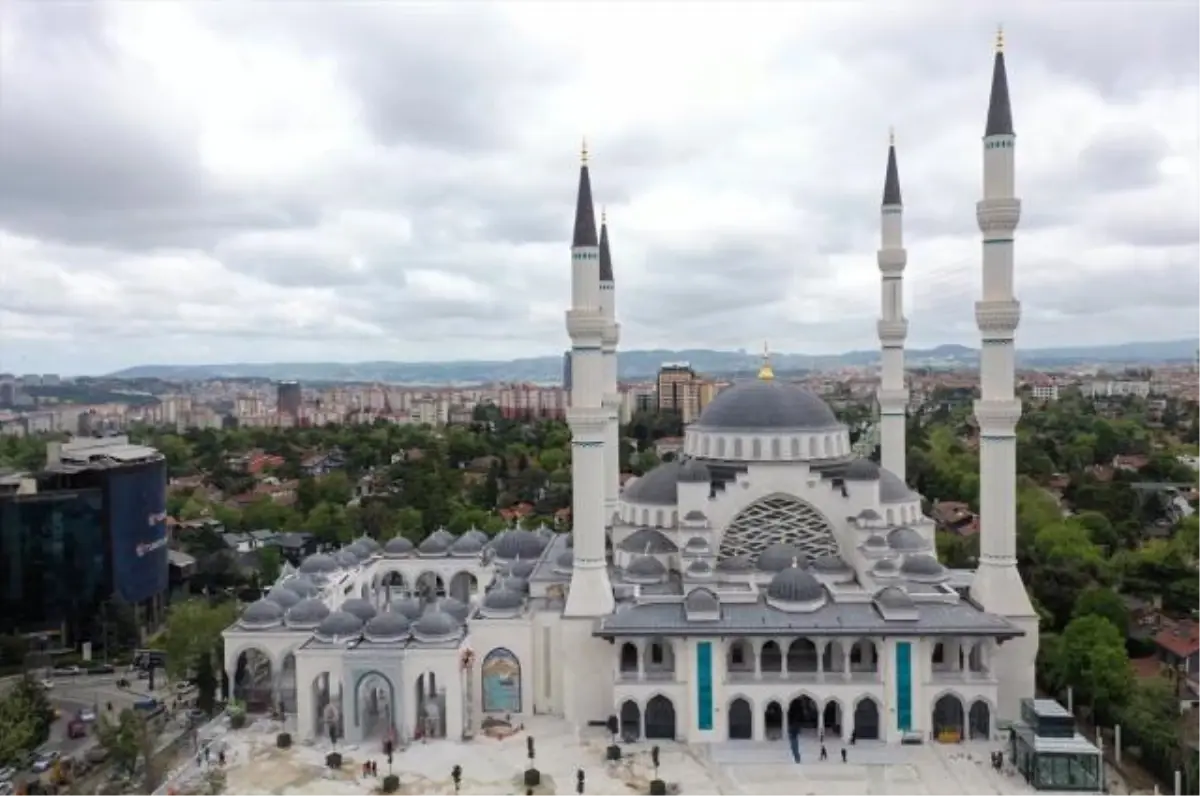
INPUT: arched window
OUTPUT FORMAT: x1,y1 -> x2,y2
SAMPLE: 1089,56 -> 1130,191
717,495 -> 839,562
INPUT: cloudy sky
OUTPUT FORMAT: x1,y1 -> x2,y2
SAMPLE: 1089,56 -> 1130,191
1,0 -> 1197,375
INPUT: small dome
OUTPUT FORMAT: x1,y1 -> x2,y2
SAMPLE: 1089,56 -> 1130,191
240,599 -> 284,629
265,586 -> 300,609
281,575 -> 320,598
429,528 -> 457,544
873,558 -> 898,577
686,559 -> 713,577
508,559 -> 537,580
462,528 -> 489,545
685,536 -> 710,551
340,597 -> 378,623
618,528 -> 678,554
437,597 -> 469,623
390,595 -> 424,620
354,535 -> 382,554
875,585 -> 915,610
756,542 -> 807,573
490,529 -> 547,561
346,540 -> 374,559
683,510 -> 708,522
363,610 -> 410,642
299,553 -> 338,575
412,607 -> 461,641
685,587 -> 720,614
694,379 -> 840,432
622,461 -> 681,505
285,598 -> 331,628
900,554 -> 946,580
315,610 -> 364,640
384,536 -> 415,557
811,554 -> 851,573
554,549 -> 573,573
678,458 -> 712,483
449,535 -> 485,557
482,586 -> 524,613
418,534 -> 450,556
888,527 -> 927,552
335,549 -> 360,567
626,555 -> 666,581
844,459 -> 881,481
766,565 -> 825,604
857,508 -> 882,521
716,555 -> 754,573
534,524 -> 555,540
865,534 -> 889,549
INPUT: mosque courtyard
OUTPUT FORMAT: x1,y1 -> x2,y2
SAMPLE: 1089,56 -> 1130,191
171,715 -> 1046,795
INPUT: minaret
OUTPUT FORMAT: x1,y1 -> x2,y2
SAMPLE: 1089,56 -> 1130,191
876,128 -> 908,478
598,210 -> 621,526
564,139 -> 616,618
969,28 -> 1038,724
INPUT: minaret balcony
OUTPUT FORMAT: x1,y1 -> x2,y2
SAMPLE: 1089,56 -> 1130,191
601,322 -> 620,347
975,300 -> 1020,338
566,309 -> 606,341
877,248 -> 907,273
566,407 -> 613,437
877,319 -> 908,343
973,399 -> 1022,434
976,198 -> 1021,236
877,389 -> 909,413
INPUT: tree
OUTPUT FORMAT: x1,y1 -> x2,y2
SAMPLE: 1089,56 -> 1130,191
1052,615 -> 1134,724
95,708 -> 159,783
160,599 -> 239,683
0,677 -> 53,766
1072,587 -> 1130,638
258,545 -> 283,586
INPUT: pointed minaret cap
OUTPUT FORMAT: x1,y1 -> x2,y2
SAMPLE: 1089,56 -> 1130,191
985,27 -> 1015,137
882,128 -> 902,207
572,137 -> 599,247
598,207 -> 614,282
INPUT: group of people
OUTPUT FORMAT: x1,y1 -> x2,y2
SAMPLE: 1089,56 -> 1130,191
787,727 -> 852,765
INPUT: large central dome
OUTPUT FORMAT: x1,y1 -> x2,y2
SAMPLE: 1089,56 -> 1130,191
694,379 -> 840,431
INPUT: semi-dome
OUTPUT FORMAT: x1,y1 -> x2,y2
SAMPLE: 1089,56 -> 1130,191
678,458 -> 712,483
265,586 -> 300,609
363,610 -> 410,642
756,542 -> 807,573
694,379 -> 840,431
315,610 -> 364,640
875,585 -> 915,610
622,461 -> 681,505
286,598 -> 331,629
811,554 -> 851,574
418,534 -> 450,556
900,554 -> 946,580
685,588 -> 720,614
281,575 -> 320,598
716,555 -> 754,573
844,458 -> 881,481
391,595 -> 424,620
685,536 -> 710,551
766,565 -> 825,604
618,528 -> 678,554
412,607 -> 461,642
449,535 -> 485,557
340,597 -> 377,623
880,468 -> 916,503
625,555 -> 666,581
481,586 -> 524,613
437,596 -> 470,623
490,529 -> 547,561
888,527 -> 927,552
682,510 -> 708,523
857,508 -> 882,522
864,534 -> 889,549
384,536 -> 415,557
299,553 -> 338,576
686,559 -> 713,577
239,599 -> 284,629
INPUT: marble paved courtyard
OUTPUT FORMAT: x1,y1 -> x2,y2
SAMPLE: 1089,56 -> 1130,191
177,717 -> 1040,795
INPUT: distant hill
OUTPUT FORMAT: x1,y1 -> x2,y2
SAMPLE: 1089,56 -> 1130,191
105,338 -> 1198,385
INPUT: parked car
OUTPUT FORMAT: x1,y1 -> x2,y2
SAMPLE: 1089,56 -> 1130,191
86,664 -> 115,675
39,679 -> 54,690
78,708 -> 96,723
51,666 -> 81,677
31,752 -> 59,773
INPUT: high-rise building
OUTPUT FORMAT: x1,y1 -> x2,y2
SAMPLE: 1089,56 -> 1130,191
656,364 -> 707,422
561,350 -> 573,395
277,380 -> 302,421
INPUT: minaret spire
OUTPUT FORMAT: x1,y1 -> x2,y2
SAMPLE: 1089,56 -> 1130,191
572,138 -> 598,247
597,206 -> 620,525
969,30 -> 1037,725
876,128 -> 908,479
598,208 -> 613,283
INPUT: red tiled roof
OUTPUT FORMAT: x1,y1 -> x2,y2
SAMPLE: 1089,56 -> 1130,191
1155,620 -> 1200,658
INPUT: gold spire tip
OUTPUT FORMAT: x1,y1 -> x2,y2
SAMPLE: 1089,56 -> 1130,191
995,25 -> 1004,53
581,136 -> 589,165
758,341 -> 775,381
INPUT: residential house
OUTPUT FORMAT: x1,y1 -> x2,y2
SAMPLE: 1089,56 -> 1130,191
932,500 -> 979,537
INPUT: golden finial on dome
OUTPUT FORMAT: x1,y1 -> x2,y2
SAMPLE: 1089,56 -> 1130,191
995,25 -> 1004,53
581,137 -> 589,165
758,341 -> 775,381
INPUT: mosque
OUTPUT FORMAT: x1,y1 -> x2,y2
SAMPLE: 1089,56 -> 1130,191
221,36 -> 1038,750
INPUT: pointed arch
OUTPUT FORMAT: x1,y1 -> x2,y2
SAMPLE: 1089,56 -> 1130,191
717,494 -> 840,562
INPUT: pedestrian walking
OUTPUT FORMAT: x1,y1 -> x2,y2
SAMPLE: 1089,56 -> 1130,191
820,744 -> 828,761
841,748 -> 847,763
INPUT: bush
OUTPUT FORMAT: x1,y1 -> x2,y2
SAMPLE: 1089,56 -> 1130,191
276,732 -> 291,749
326,752 -> 343,769
606,744 -> 621,761
381,774 -> 400,793
229,712 -> 247,730
649,779 -> 667,795
524,768 -> 541,787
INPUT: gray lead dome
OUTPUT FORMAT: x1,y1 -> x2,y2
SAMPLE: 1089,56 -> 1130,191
900,554 -> 946,578
340,598 -> 378,623
766,566 -> 825,604
418,534 -> 450,556
756,542 -> 807,572
694,379 -> 840,431
286,598 -> 331,629
622,461 -> 681,505
844,459 -> 881,480
490,529 -> 546,561
390,596 -> 424,620
240,599 -> 284,628
363,610 -> 410,642
265,586 -> 300,609
316,610 -> 364,639
281,575 -> 319,598
678,458 -> 712,483
626,555 -> 666,580
482,586 -> 524,612
888,527 -> 927,552
412,608 -> 460,641
299,553 -> 338,575
384,536 -> 414,557
618,528 -> 678,554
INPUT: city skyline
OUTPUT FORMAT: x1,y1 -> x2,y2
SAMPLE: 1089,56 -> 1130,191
1,1 -> 1197,375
